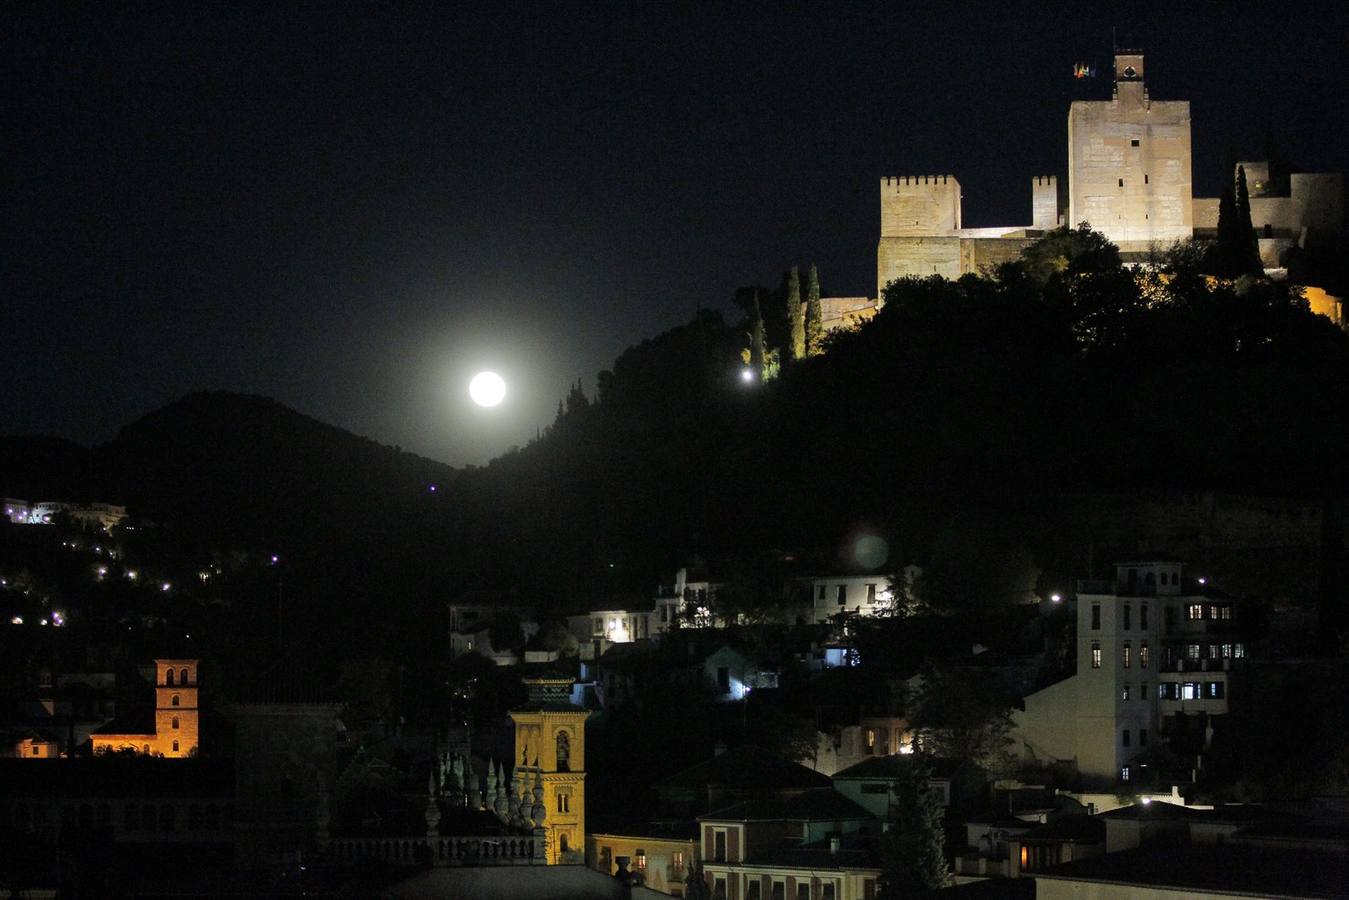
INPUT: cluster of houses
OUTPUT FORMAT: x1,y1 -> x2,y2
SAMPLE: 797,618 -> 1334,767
4,553 -> 1345,897
435,556 -> 1349,898
3,498 -> 127,531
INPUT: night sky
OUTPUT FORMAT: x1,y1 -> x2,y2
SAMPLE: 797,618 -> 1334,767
6,3 -> 1348,464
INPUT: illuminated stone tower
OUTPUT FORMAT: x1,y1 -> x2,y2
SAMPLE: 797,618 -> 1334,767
90,658 -> 202,756
1068,46 -> 1193,249
509,675 -> 589,864
154,659 -> 199,757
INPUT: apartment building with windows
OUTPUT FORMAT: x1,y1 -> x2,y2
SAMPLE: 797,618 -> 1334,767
699,789 -> 881,900
1013,560 -> 1243,785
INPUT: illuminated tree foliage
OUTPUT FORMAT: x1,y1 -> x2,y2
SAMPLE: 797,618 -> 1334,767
909,661 -> 1017,775
786,265 -> 805,362
804,264 -> 824,356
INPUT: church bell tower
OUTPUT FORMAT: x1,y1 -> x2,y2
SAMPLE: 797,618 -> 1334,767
509,675 -> 590,864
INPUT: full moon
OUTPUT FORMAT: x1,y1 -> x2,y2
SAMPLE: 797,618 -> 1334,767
468,371 -> 507,407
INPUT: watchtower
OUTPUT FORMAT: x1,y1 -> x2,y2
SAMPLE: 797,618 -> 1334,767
1067,48 -> 1193,247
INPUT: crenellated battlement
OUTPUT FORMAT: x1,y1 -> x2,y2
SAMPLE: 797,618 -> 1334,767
880,174 -> 962,236
882,175 -> 957,188
1032,175 -> 1061,229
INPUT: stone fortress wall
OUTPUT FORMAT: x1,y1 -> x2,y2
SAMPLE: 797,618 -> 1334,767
876,174 -> 1053,295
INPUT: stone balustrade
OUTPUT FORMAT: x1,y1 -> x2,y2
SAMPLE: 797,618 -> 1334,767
325,833 -> 546,866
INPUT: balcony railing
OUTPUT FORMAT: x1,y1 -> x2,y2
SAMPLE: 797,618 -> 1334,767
324,834 -> 545,867
1162,658 -> 1233,674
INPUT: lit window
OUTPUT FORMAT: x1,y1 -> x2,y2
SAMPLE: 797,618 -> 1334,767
1220,606 -> 1233,620
1188,604 -> 1205,620
1121,766 -> 1130,782
1091,642 -> 1101,669
1122,642 -> 1131,668
1206,681 -> 1225,699
1234,643 -> 1245,658
635,849 -> 647,870
1121,683 -> 1130,701
1140,642 -> 1149,669
1187,644 -> 1201,660
1183,682 -> 1200,700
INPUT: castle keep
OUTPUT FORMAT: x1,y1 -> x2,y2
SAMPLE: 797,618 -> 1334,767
877,47 -> 1344,301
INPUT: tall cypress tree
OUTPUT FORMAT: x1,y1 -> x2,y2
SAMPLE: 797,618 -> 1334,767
786,266 -> 805,362
879,756 -> 951,892
749,293 -> 766,379
1235,165 -> 1264,275
804,264 -> 824,356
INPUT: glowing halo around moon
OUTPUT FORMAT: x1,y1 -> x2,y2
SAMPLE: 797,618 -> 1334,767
468,371 -> 507,407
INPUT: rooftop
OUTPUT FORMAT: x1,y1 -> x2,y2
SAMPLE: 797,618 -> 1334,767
1098,801 -> 1207,821
1036,844 -> 1349,898
655,745 -> 830,793
833,755 -> 967,781
700,788 -> 874,823
1017,814 -> 1105,843
754,837 -> 881,872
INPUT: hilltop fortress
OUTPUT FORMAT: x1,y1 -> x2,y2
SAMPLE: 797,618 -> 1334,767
876,48 -> 1345,300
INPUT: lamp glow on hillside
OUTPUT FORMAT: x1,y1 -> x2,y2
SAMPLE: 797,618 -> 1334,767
469,371 -> 507,407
